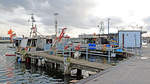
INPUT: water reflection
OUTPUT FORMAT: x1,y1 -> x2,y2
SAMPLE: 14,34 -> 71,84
13,63 -> 65,84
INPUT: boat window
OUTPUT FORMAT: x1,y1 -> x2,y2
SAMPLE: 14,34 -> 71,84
46,39 -> 52,44
31,39 -> 37,47
27,39 -> 31,46
27,39 -> 37,47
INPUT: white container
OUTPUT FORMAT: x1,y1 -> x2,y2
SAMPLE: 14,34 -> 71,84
118,30 -> 141,48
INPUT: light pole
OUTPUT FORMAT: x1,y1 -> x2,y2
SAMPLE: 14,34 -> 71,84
54,13 -> 59,38
107,18 -> 111,40
108,18 -> 110,35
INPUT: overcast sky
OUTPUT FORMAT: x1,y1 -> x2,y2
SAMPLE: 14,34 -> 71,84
0,0 -> 150,37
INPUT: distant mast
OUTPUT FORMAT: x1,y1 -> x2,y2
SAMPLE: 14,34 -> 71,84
29,14 -> 37,38
98,21 -> 104,34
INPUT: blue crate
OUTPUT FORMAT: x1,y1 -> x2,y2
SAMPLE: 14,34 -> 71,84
89,57 -> 96,62
115,49 -> 123,52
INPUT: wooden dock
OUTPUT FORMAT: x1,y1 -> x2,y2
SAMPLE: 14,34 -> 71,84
28,51 -> 111,72
0,40 -> 10,43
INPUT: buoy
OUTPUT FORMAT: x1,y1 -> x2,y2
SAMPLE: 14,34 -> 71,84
5,54 -> 16,56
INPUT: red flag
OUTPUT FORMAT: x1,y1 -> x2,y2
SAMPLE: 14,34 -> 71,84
8,29 -> 13,35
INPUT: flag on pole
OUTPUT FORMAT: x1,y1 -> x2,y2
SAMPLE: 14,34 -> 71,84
8,29 -> 13,35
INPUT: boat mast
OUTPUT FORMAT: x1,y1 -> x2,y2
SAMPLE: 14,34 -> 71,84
100,21 -> 104,34
29,13 -> 37,38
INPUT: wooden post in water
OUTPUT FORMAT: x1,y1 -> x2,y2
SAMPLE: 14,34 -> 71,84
56,64 -> 60,70
52,63 -> 55,69
77,69 -> 82,80
64,46 -> 71,75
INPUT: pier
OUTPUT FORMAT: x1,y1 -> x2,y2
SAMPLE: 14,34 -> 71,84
27,51 -> 112,73
76,45 -> 150,84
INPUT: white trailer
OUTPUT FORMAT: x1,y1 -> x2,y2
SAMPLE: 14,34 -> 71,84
118,30 -> 142,48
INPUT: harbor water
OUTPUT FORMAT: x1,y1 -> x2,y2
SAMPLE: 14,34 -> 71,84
0,43 -> 67,84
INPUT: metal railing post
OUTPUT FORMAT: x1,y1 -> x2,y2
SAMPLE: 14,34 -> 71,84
86,46 -> 88,60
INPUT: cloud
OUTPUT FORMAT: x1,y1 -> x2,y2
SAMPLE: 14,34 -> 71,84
8,18 -> 27,26
143,16 -> 150,24
0,0 -> 140,37
31,0 -> 96,28
108,16 -> 123,26
0,0 -> 98,33
0,0 -> 30,12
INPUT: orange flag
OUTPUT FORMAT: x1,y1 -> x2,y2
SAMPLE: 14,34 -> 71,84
8,29 -> 13,35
